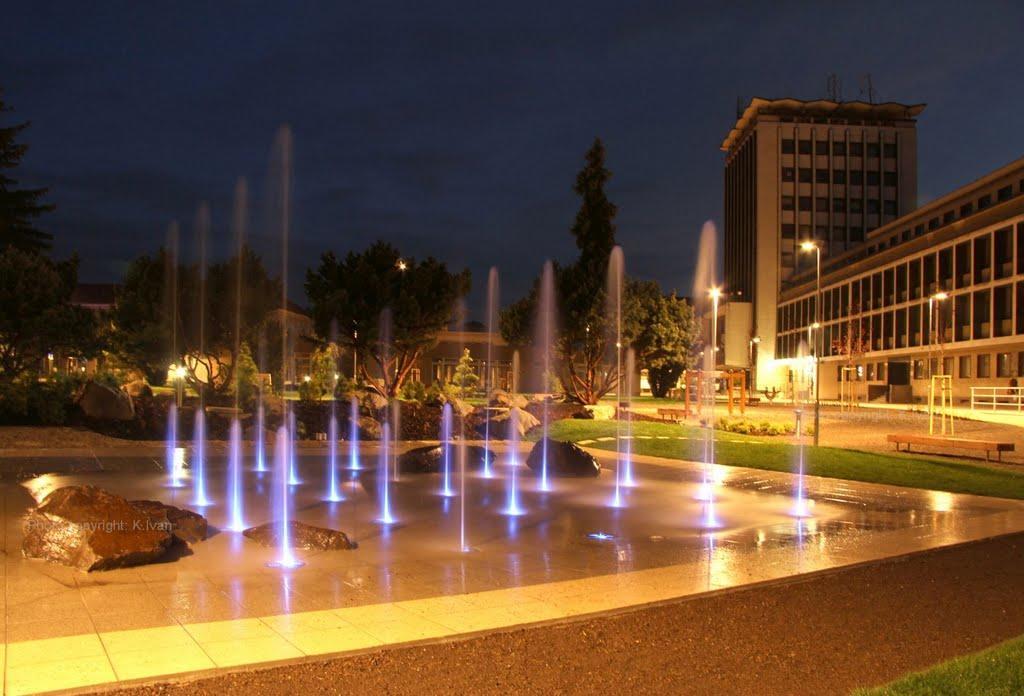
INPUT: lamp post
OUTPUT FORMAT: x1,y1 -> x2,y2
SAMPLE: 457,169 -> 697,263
800,241 -> 822,446
709,287 -> 722,408
928,291 -> 949,378
748,335 -> 760,390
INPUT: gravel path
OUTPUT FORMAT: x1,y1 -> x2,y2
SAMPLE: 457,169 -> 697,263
102,533 -> 1024,696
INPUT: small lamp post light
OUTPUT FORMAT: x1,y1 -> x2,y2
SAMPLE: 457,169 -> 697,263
800,241 -> 822,446
396,259 -> 408,272
928,291 -> 950,377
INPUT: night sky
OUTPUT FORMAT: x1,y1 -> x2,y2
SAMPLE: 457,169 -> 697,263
3,2 -> 1023,313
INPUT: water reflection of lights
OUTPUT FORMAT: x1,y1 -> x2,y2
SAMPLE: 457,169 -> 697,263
588,532 -> 616,541
930,491 -> 954,513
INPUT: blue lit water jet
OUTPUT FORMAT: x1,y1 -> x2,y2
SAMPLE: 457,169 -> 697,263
791,408 -> 811,518
287,408 -> 301,485
325,406 -> 343,502
166,403 -> 184,487
268,425 -> 302,568
537,261 -> 556,492
191,409 -> 211,506
254,399 -> 267,472
440,403 -> 455,497
502,408 -> 526,516
348,395 -> 361,470
481,267 -> 499,478
377,422 -> 396,524
226,418 -> 246,531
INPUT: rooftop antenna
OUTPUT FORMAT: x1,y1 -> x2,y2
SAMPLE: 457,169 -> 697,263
858,74 -> 877,104
826,73 -> 842,102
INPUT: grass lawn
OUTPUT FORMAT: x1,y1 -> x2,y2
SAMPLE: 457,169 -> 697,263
535,419 -> 1024,501
854,634 -> 1024,695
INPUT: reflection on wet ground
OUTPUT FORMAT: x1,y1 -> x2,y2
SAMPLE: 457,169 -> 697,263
3,443 -> 1023,646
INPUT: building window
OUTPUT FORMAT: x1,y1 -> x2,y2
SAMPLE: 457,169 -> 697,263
816,140 -> 829,155
799,168 -> 812,183
782,223 -> 796,239
850,170 -> 863,186
997,352 -> 1013,378
959,355 -> 972,378
782,167 -> 795,182
884,200 -> 898,215
913,360 -> 927,379
816,197 -> 828,212
877,362 -> 887,381
850,227 -> 864,242
883,171 -> 897,187
866,143 -> 881,158
798,139 -> 812,154
943,357 -> 953,377
1018,352 -> 1024,377
782,139 -> 795,154
866,171 -> 880,186
943,210 -> 955,225
833,170 -> 846,185
866,363 -> 875,381
799,196 -> 812,210
816,169 -> 829,184
849,199 -> 863,213
883,143 -> 897,158
960,202 -> 974,217
998,185 -> 1013,202
833,142 -> 847,156
782,196 -> 795,211
979,194 -> 992,209
833,198 -> 846,213
850,142 -> 864,157
914,224 -> 925,237
978,353 -> 991,378
867,199 -> 880,214
929,217 -> 940,230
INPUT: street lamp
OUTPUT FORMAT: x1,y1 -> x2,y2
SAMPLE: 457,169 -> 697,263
800,241 -> 822,446
748,336 -> 760,389
928,291 -> 949,377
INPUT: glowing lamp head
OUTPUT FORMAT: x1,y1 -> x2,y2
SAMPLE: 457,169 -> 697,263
800,241 -> 818,252
174,366 -> 187,379
811,322 -> 821,330
396,259 -> 408,271
933,291 -> 949,301
751,336 -> 761,344
303,374 -> 311,383
708,287 -> 722,301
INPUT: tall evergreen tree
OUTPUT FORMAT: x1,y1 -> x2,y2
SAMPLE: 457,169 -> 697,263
0,90 -> 53,253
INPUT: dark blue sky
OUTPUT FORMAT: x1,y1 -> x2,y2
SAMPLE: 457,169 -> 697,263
3,2 -> 1023,312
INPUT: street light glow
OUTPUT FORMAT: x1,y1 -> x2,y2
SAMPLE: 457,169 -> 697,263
933,291 -> 949,301
800,240 -> 817,252
708,286 -> 722,300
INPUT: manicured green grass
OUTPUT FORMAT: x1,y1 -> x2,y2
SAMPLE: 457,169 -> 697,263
853,635 -> 1024,695
534,419 -> 1024,500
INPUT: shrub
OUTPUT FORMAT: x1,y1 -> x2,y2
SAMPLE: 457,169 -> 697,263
400,380 -> 427,403
716,417 -> 797,437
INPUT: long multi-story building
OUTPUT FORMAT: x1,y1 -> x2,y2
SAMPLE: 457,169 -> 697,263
721,96 -> 1024,403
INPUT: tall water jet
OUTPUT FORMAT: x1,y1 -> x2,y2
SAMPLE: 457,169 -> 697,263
791,339 -> 811,517
268,425 -> 302,568
254,399 -> 267,472
226,418 -> 246,531
608,246 -> 629,506
191,409 -> 211,506
481,267 -> 499,478
166,403 -> 184,487
440,402 -> 455,497
348,395 -> 361,470
325,405 -> 343,502
377,422 -> 396,524
458,435 -> 469,552
536,261 -> 557,492
288,409 -> 301,485
693,222 -> 720,528
501,408 -> 525,516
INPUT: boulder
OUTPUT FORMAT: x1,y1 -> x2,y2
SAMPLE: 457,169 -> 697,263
243,521 -> 356,551
487,407 -> 540,438
526,438 -> 601,478
358,416 -> 382,440
449,397 -> 475,419
23,486 -> 174,571
78,381 -> 135,421
397,444 -> 496,474
360,391 -> 389,413
584,404 -> 616,421
489,389 -> 528,410
129,499 -> 208,546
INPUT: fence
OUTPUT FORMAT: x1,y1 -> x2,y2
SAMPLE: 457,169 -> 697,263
970,386 -> 1024,412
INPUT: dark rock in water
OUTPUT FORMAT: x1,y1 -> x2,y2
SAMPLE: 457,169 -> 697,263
489,389 -> 529,409
243,521 -> 356,551
398,444 -> 495,474
129,499 -> 208,546
23,485 -> 174,571
481,407 -> 540,439
78,381 -> 134,421
526,438 -> 601,478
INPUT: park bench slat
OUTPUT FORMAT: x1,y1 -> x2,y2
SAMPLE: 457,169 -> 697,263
887,433 -> 1015,462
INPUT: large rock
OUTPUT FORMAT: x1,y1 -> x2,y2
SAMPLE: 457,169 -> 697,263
360,391 -> 389,413
486,407 -> 540,438
358,416 -> 382,440
129,499 -> 208,546
397,444 -> 495,474
243,521 -> 356,551
489,390 -> 528,410
23,486 -> 174,571
526,438 -> 601,478
78,381 -> 135,421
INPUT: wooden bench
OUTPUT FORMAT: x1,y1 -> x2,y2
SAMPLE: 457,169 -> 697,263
887,433 -> 1015,462
656,407 -> 690,423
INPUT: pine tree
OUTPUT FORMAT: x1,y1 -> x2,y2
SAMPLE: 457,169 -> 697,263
450,347 -> 479,396
0,90 -> 53,253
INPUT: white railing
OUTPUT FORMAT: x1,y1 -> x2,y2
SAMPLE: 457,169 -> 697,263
970,386 -> 1024,412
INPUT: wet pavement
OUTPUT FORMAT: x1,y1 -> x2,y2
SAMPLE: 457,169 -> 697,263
2,441 -> 1023,694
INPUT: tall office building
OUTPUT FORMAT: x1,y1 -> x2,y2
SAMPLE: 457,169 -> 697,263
720,97 -> 925,389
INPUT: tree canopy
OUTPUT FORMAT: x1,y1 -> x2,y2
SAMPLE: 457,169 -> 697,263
305,241 -> 470,397
109,245 -> 280,391
0,90 -> 53,253
630,282 -> 700,397
0,248 -> 97,383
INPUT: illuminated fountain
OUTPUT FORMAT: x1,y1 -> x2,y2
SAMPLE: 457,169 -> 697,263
191,204 -> 212,508
481,266 -> 499,478
536,260 -> 556,491
191,408 -> 211,506
608,246 -> 630,507
502,408 -> 526,516
226,418 -> 246,531
440,402 -> 455,497
693,222 -> 721,528
287,409 -> 301,485
377,422 -> 396,524
348,395 -> 361,470
268,425 -> 302,568
254,398 -> 267,472
166,403 -> 184,488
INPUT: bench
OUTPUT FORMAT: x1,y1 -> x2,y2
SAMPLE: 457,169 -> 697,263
886,433 -> 1015,462
656,407 -> 690,423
